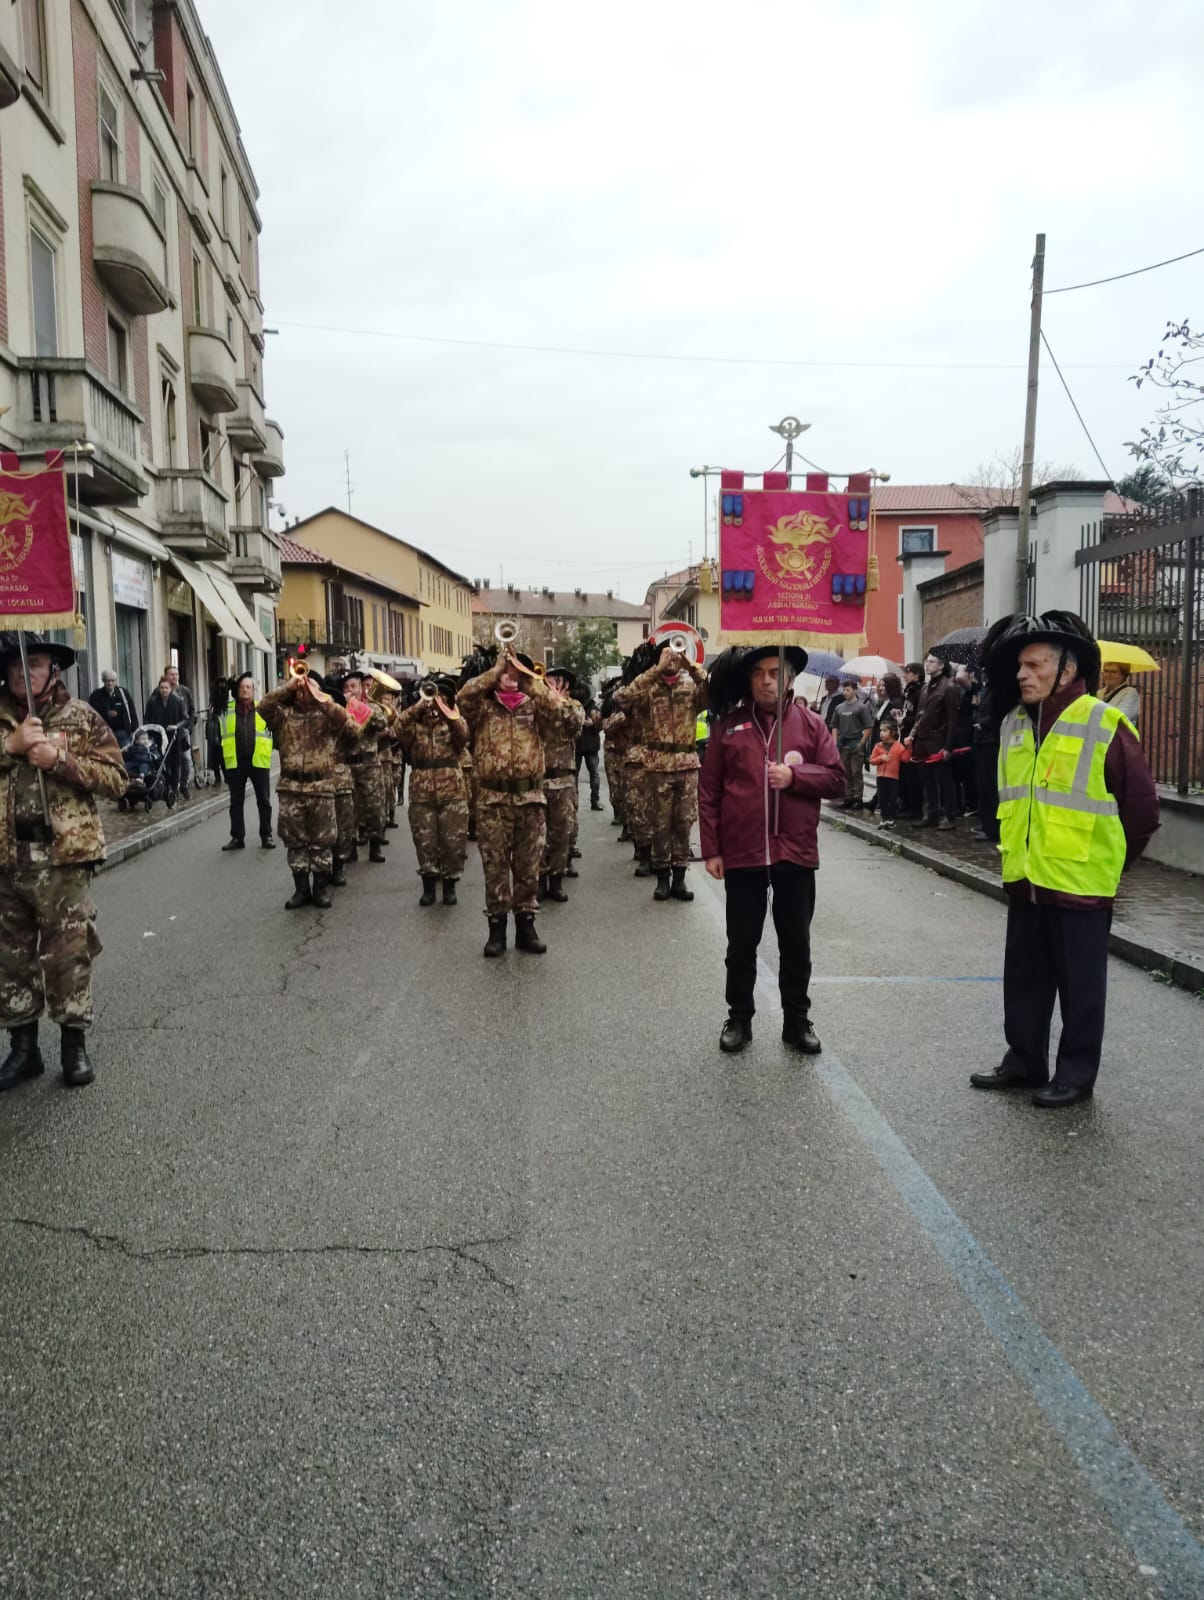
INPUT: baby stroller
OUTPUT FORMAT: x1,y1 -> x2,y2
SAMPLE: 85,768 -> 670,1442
116,722 -> 190,812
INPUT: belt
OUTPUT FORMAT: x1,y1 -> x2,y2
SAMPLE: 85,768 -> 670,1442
14,821 -> 51,844
481,776 -> 541,794
544,766 -> 575,779
280,772 -> 327,785
646,741 -> 696,753
347,753 -> 378,766
409,758 -> 458,771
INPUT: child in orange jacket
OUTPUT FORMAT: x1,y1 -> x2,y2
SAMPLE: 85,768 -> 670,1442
870,719 -> 908,829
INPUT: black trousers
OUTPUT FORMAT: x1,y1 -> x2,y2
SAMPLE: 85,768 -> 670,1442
724,863 -> 816,1021
975,743 -> 1000,841
877,776 -> 899,820
227,764 -> 273,842
576,750 -> 601,804
921,760 -> 957,821
1001,897 -> 1112,1090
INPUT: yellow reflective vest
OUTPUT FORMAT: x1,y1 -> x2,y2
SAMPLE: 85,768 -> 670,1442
221,707 -> 273,770
997,693 -> 1131,898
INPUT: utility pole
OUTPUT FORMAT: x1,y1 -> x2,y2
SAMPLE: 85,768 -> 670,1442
1015,233 -> 1045,612
344,450 -> 353,513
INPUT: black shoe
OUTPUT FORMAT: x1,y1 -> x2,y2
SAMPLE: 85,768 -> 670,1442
669,866 -> 694,902
969,1065 -> 1046,1091
180,785 -> 191,801
937,817 -> 955,831
368,839 -> 386,864
653,868 -> 672,901
386,817 -> 401,830
311,873 -> 333,909
442,878 -> 458,905
419,874 -> 438,906
0,1023 -> 44,1092
484,915 -> 508,958
909,818 -> 939,829
569,846 -> 582,859
329,859 -> 348,887
634,849 -> 654,878
514,913 -> 546,954
782,1014 -> 821,1054
285,871 -> 312,910
591,801 -> 604,811
611,815 -> 623,826
719,1016 -> 752,1054
60,1026 -> 95,1088
537,874 -> 548,902
1032,1082 -> 1094,1109
346,843 -> 359,862
222,838 -> 245,852
618,825 -> 632,841
564,863 -> 579,878
260,835 -> 276,850
545,874 -> 568,903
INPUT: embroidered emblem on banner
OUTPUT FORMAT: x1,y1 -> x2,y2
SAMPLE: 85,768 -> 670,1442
0,494 -> 35,574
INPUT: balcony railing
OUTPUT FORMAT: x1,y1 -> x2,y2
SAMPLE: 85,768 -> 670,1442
18,359 -> 147,504
276,616 -> 365,650
91,182 -> 170,315
156,469 -> 230,557
254,418 -> 285,478
187,327 -> 238,413
229,526 -> 282,594
228,381 -> 267,451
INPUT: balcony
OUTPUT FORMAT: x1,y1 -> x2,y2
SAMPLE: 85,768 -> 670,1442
91,182 -> 170,316
254,418 -> 285,479
277,616 -> 364,652
188,327 -> 238,413
18,359 -> 147,504
156,469 -> 230,559
227,381 -> 267,452
229,526 -> 282,596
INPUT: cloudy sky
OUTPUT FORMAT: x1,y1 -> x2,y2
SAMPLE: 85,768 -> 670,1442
201,0 -> 1203,600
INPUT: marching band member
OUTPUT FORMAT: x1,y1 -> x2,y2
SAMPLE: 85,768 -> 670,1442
341,668 -> 389,864
615,648 -> 655,875
540,665 -> 585,902
458,643 -> 559,958
599,676 -> 627,831
258,669 -> 351,909
394,677 -> 470,907
617,639 -> 708,902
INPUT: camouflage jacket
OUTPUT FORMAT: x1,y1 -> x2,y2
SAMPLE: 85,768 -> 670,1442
613,688 -> 651,764
343,699 -> 388,763
602,711 -> 629,756
458,660 -> 559,807
394,700 -> 469,804
543,696 -> 585,790
0,684 -> 126,868
259,679 -> 351,795
616,662 -> 708,772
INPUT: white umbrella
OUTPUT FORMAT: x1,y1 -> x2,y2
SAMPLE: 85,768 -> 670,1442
842,654 -> 901,679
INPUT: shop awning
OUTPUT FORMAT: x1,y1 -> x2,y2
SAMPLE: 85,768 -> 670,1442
73,507 -> 172,563
202,564 -> 272,656
168,553 -> 259,650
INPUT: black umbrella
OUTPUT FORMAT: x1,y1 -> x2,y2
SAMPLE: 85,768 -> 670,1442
929,626 -> 989,672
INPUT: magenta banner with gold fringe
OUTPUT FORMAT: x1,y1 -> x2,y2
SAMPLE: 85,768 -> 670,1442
0,451 -> 77,630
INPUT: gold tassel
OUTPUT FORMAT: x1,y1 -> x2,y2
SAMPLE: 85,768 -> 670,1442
866,553 -> 879,593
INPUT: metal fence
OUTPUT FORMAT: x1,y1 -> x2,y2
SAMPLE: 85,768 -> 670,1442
1077,489 -> 1203,793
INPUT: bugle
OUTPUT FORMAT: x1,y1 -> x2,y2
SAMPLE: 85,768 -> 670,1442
288,657 -> 311,679
417,679 -> 439,701
667,632 -> 690,656
494,619 -> 520,648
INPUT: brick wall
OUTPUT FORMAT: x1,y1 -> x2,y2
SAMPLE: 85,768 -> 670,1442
72,1 -> 109,374
920,562 -> 983,652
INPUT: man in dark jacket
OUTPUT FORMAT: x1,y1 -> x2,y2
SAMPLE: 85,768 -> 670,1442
699,645 -> 846,1057
88,669 -> 137,748
575,700 -> 603,811
905,652 -> 960,829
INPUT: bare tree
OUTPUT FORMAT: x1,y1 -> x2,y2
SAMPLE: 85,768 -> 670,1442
953,447 -> 1085,511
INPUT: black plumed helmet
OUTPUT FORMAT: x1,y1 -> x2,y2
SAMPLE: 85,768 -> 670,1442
986,610 -> 1101,714
705,647 -> 751,717
0,631 -> 76,670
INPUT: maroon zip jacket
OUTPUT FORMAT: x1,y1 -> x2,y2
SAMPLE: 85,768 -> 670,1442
699,701 -> 846,870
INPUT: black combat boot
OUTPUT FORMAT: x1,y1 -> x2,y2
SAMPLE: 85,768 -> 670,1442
565,861 -> 579,879
285,871 -> 312,909
347,843 -> 359,862
537,874 -> 548,902
653,868 -> 672,901
419,874 -> 438,906
368,839 -> 386,864
0,1023 -> 44,1092
514,913 -> 546,954
782,1013 -> 822,1055
60,1026 -> 95,1088
386,811 -> 400,830
483,915 -> 507,958
670,865 -> 694,902
442,878 -> 458,906
618,822 -> 631,840
569,846 -> 582,860
545,873 -> 568,902
719,1015 -> 752,1054
634,847 -> 654,878
311,873 -> 333,909
329,858 -> 348,887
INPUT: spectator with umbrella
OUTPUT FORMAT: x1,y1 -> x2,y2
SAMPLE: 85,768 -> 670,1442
1095,641 -> 1157,727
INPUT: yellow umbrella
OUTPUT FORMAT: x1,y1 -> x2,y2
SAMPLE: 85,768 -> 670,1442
1095,641 -> 1161,674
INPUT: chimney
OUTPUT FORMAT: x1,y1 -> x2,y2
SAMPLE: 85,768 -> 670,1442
607,589 -> 613,599
483,577 -> 491,589
575,588 -> 582,598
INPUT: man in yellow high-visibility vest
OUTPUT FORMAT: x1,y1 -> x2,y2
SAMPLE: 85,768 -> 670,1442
970,612 -> 1158,1108
220,672 -> 275,852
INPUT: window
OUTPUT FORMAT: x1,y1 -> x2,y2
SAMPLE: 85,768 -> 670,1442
191,253 -> 203,325
30,227 -> 58,356
99,79 -> 121,182
900,525 -> 936,555
107,316 -> 129,393
152,175 -> 170,283
186,84 -> 197,159
219,166 -> 229,236
161,378 -> 178,467
20,0 -> 47,94
200,420 -> 216,479
225,311 -> 234,345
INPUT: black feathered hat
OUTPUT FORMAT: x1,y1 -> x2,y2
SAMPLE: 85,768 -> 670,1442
0,632 -> 76,671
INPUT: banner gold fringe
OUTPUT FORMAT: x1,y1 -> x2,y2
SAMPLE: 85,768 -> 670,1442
0,611 -> 83,632
717,630 -> 868,655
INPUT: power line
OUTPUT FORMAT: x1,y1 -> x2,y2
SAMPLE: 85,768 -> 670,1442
1045,245 -> 1204,295
1040,330 -> 1114,482
271,318 -> 1130,372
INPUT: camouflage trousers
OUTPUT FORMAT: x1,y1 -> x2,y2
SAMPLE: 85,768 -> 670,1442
409,794 -> 469,879
0,860 -> 101,1028
333,776 -> 357,861
351,759 -> 387,841
604,750 -> 625,819
624,763 -> 652,847
543,784 -> 578,874
476,801 -> 546,916
384,761 -> 398,819
278,787 -> 335,876
648,770 -> 698,867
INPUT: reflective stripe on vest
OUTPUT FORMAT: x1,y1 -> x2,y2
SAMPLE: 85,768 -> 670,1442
221,708 -> 273,769
996,695 -> 1130,897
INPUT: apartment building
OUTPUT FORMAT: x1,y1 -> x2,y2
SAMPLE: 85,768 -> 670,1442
473,583 -> 650,664
0,0 -> 285,706
277,535 -> 420,680
286,509 -> 476,677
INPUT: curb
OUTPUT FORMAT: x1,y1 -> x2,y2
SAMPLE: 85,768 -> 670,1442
821,811 -> 1204,997
98,791 -> 228,874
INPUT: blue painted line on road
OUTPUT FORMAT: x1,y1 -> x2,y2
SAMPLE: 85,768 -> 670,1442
696,871 -> 1204,1596
810,975 -> 1002,984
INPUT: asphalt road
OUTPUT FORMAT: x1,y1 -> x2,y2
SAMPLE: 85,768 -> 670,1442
1,794 -> 1201,1599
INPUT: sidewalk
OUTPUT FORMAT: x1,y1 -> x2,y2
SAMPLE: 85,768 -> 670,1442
822,804 -> 1204,995
98,782 -> 228,872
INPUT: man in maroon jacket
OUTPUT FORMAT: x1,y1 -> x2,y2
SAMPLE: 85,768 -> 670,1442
699,646 -> 846,1057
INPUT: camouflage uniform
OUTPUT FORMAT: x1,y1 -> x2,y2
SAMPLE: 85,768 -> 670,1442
618,660 -> 707,867
614,693 -> 652,852
458,660 -> 559,916
461,748 -> 477,840
379,703 -> 402,823
0,684 -> 126,1029
332,721 -> 360,865
543,694 -> 585,876
394,699 -> 470,879
345,700 -> 389,842
602,712 -> 628,822
258,680 -> 350,874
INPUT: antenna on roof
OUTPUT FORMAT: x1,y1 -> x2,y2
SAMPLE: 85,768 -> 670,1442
344,450 -> 353,513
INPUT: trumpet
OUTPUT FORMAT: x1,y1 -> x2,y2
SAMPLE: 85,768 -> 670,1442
287,657 -> 331,702
418,679 -> 439,701
288,657 -> 311,679
494,620 -> 520,648
667,632 -> 690,656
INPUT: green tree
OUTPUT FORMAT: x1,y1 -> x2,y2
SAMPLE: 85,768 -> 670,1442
1116,463 -> 1176,508
546,618 -> 620,694
1128,320 -> 1203,483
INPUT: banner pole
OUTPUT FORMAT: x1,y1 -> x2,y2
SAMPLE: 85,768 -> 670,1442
15,629 -> 53,828
773,642 -> 784,836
